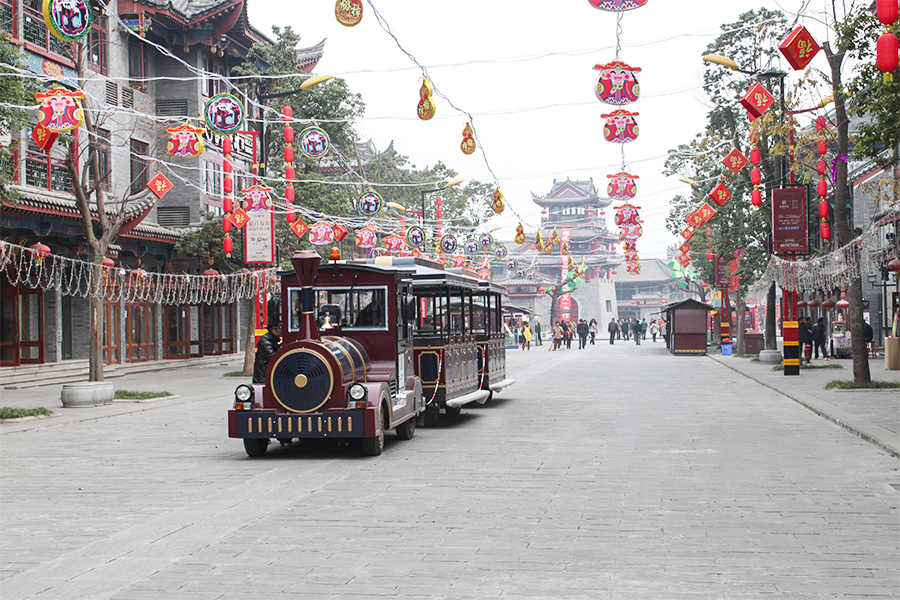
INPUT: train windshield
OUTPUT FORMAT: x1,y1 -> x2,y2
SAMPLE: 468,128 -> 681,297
288,286 -> 388,331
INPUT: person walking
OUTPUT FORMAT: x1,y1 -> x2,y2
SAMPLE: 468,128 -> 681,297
811,317 -> 827,359
523,324 -> 532,350
802,316 -> 813,362
534,320 -> 542,346
576,319 -> 589,349
798,316 -> 809,363
588,318 -> 597,345
518,326 -> 526,350
564,321 -> 573,350
650,319 -> 660,342
608,317 -> 619,345
660,318 -> 668,345
634,318 -> 642,345
552,322 -> 563,351
621,319 -> 629,340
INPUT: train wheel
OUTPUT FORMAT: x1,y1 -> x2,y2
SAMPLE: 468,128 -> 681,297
396,415 -> 416,440
243,438 -> 268,457
361,430 -> 384,456
444,405 -> 461,418
423,404 -> 440,427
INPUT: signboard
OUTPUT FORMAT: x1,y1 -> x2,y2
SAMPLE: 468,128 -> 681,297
714,255 -> 730,287
243,210 -> 275,265
771,187 -> 808,254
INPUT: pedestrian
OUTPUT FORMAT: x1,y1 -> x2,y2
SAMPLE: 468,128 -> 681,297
552,322 -> 564,351
253,319 -> 282,384
534,320 -> 542,346
660,318 -> 668,345
564,321 -> 573,350
798,316 -> 809,362
634,318 -> 642,345
811,317 -> 827,359
864,318 -> 874,357
608,317 -> 619,345
802,316 -> 813,362
523,324 -> 532,350
576,319 -> 589,349
518,326 -> 526,350
650,319 -> 660,342
588,318 -> 597,345
621,319 -> 629,340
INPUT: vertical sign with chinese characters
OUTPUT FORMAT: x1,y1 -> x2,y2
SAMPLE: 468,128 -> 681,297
244,210 -> 275,265
771,187 -> 808,254
559,228 -> 573,321
714,255 -> 730,287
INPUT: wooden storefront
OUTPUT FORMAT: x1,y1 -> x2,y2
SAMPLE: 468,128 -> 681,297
662,298 -> 712,356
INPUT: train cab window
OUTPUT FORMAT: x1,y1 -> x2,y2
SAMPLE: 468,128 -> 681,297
289,286 -> 388,331
449,292 -> 468,333
471,295 -> 488,335
415,294 -> 447,335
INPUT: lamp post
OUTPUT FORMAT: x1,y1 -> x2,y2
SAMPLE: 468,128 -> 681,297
420,179 -> 464,227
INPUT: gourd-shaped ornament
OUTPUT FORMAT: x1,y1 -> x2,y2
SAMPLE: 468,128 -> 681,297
514,222 -> 526,245
491,188 -> 505,214
417,78 -> 436,121
460,122 -> 476,155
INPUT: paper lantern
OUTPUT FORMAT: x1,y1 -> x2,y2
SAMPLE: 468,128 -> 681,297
285,186 -> 295,202
817,138 -> 828,155
818,200 -> 829,218
223,176 -> 233,194
356,189 -> 384,217
877,32 -> 899,81
284,125 -> 294,144
222,218 -> 232,234
417,78 -> 436,121
821,299 -> 835,309
285,208 -> 296,224
284,146 -> 294,163
43,0 -> 92,41
460,122 -> 476,155
817,179 -> 828,198
606,172 -> 638,199
203,93 -> 244,136
750,168 -> 762,186
740,82 -> 775,118
836,298 -> 850,310
223,236 -> 233,255
298,127 -> 330,159
877,0 -> 899,24
816,161 -> 827,177
439,234 -> 458,254
601,109 -> 639,143
797,300 -> 807,308
588,0 -> 649,11
778,26 -> 820,70
36,87 -> 85,132
335,0 -> 363,26
819,222 -> 831,240
750,147 -> 761,165
28,242 -> 50,264
308,222 -> 336,245
594,60 -> 641,105
166,123 -> 206,157
808,298 -> 820,308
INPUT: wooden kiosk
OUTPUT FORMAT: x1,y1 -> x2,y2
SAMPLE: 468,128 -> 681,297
662,299 -> 712,355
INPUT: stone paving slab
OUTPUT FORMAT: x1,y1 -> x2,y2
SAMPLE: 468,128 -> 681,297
1,342 -> 897,599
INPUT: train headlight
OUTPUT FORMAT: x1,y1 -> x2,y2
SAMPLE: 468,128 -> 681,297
234,385 -> 254,410
349,383 -> 367,402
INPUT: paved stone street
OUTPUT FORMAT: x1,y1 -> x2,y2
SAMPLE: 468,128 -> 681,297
1,343 -> 898,599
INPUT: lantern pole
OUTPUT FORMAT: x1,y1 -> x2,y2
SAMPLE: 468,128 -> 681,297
420,179 -> 464,229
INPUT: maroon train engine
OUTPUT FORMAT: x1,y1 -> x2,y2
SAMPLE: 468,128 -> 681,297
228,251 -> 423,456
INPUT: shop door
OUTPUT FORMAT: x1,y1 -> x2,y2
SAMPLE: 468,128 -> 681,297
202,304 -> 222,356
164,305 -> 189,359
103,301 -> 119,365
0,287 -> 18,366
18,289 -> 43,364
126,302 -> 156,362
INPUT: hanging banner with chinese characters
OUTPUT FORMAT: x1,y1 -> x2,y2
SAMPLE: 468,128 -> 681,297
244,210 -> 275,265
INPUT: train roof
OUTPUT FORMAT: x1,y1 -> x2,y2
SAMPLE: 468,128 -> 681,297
276,257 -> 417,281
361,257 -> 496,292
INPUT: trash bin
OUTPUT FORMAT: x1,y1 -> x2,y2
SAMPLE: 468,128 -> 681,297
721,343 -> 733,356
745,332 -> 764,355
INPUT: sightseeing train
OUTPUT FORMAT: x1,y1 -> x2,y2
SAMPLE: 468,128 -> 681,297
227,251 -> 514,457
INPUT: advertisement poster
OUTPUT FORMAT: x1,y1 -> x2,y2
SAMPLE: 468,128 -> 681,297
771,187 -> 808,254
714,255 -> 730,287
244,210 -> 275,265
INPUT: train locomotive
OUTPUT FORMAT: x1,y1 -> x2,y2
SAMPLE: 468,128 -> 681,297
228,251 -> 514,457
228,251 -> 423,456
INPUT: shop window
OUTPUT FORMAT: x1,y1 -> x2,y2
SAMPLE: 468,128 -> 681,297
128,40 -> 147,93
88,13 -> 107,74
87,128 -> 110,191
202,56 -> 226,97
25,142 -> 72,192
130,139 -> 148,194
1,0 -> 15,36
22,0 -> 73,61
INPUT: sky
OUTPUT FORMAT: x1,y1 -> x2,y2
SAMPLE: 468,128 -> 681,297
249,0 -> 836,260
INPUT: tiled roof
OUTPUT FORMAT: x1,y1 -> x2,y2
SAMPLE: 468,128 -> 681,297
610,258 -> 676,283
532,177 -> 610,207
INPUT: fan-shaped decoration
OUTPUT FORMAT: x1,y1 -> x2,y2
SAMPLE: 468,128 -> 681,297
36,87 -> 85,133
335,0 -> 363,26
241,184 -> 273,212
439,234 -> 458,254
606,172 -> 638,200
308,222 -> 335,245
298,126 -> 330,159
602,109 -> 639,143
356,189 -> 384,217
355,225 -> 377,248
594,60 -> 641,105
588,0 -> 649,11
166,123 -> 206,157
204,93 -> 244,136
43,0 -> 92,41
460,122 -> 476,155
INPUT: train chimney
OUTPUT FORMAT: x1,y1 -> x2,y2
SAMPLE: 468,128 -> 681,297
290,251 -> 321,341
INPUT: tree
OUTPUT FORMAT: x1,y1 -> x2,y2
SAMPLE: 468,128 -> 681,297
0,35 -> 40,197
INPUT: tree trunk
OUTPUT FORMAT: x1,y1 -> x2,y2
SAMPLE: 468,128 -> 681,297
89,259 -> 104,382
765,283 -> 777,350
735,294 -> 746,355
243,298 -> 256,375
847,246 -> 871,383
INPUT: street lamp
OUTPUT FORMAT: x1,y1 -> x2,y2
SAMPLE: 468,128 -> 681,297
420,179 -> 464,226
256,75 -> 334,177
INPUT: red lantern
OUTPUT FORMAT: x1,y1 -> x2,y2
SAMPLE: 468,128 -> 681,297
819,222 -> 831,240
284,146 -> 294,163
283,106 -> 292,119
751,189 -> 762,206
817,179 -> 828,198
797,300 -> 808,308
815,116 -> 826,132
222,138 -> 232,155
223,236 -> 233,255
836,298 -> 850,310
887,258 -> 900,272
223,177 -> 233,194
706,250 -> 714,260
750,147 -> 761,165
203,269 -> 220,277
285,186 -> 294,202
808,299 -> 820,308
224,196 -> 233,213
817,161 -> 827,176
28,242 -> 50,260
285,165 -> 295,181
284,126 -> 294,144
818,200 -> 829,218
101,257 -> 115,269
286,208 -> 296,223
877,0 -> 899,25
222,218 -> 231,233
817,138 -> 827,155
750,168 -> 761,186
822,299 -> 835,309
876,32 -> 899,78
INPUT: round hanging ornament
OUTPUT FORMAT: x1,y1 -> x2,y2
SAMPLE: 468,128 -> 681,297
479,233 -> 494,249
298,126 -> 330,159
506,259 -> 518,271
439,234 -> 458,254
43,0 -> 92,42
463,239 -> 480,255
204,93 -> 244,136
494,245 -> 508,260
405,225 -> 427,248
356,188 -> 384,218
335,0 -> 363,26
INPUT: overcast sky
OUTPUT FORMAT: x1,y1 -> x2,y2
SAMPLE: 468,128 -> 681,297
251,0 -> 841,259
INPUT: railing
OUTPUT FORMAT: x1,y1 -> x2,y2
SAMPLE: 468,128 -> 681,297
22,3 -> 74,61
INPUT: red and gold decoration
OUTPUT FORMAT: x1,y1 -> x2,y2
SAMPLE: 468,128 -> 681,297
31,123 -> 58,151
681,228 -> 694,241
283,106 -> 297,223
308,222 -> 336,245
289,218 -> 309,239
335,0 -> 363,27
36,87 -> 85,133
241,184 -> 273,212
606,171 -> 638,199
228,207 -> 250,230
876,0 -> 899,82
166,123 -> 205,158
594,60 -> 641,105
203,93 -> 244,137
601,109 -> 639,143
588,0 -> 649,11
333,224 -> 349,242
355,224 -> 378,248
146,172 -> 173,199
749,134 -> 762,207
417,78 -> 436,121
43,0 -> 92,42
778,26 -> 821,70
460,122 -> 476,155
491,188 -> 505,214
384,234 -> 405,253
708,182 -> 731,207
514,222 -> 526,245
815,116 -> 831,240
740,82 -> 775,119
28,242 -> 50,266
722,148 -> 749,175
